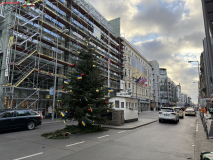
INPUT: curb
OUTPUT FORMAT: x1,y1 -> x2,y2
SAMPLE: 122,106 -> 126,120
102,120 -> 158,130
42,121 -> 64,125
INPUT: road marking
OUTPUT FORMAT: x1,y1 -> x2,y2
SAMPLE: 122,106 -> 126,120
97,135 -> 109,139
118,131 -> 126,133
13,152 -> 43,160
196,123 -> 198,131
66,141 -> 85,147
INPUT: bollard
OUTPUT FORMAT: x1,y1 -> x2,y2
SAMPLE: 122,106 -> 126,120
209,121 -> 213,138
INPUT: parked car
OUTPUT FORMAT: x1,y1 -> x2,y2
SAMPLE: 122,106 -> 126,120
0,109 -> 42,131
159,107 -> 179,123
200,151 -> 213,160
174,107 -> 184,118
185,107 -> 196,116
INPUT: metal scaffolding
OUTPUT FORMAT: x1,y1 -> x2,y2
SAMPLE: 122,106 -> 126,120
0,0 -> 124,115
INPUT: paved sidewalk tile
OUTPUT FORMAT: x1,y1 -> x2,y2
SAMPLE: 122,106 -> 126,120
102,118 -> 157,130
195,114 -> 213,160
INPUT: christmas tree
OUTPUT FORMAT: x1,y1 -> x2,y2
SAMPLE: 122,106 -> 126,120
61,46 -> 110,130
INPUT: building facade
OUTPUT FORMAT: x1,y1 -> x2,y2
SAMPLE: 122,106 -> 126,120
149,60 -> 160,108
122,38 -> 151,111
167,77 -> 177,106
201,0 -> 213,98
159,68 -> 168,107
177,83 -> 181,102
0,0 -> 124,113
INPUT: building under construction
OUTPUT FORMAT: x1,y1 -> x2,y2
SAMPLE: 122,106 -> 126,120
0,0 -> 124,116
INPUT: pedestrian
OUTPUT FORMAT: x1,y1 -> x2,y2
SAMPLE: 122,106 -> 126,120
48,105 -> 52,119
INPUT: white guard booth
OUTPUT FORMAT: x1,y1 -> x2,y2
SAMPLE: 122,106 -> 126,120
109,97 -> 138,123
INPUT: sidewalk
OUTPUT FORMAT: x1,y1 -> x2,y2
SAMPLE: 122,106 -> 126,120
195,113 -> 213,160
42,111 -> 158,130
102,118 -> 157,130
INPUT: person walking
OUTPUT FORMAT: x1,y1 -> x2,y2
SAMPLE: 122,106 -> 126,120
48,106 -> 52,119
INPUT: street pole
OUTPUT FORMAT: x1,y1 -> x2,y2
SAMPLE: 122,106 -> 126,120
136,75 -> 137,99
52,34 -> 58,122
108,24 -> 110,97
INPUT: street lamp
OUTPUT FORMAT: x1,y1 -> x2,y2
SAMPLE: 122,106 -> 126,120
52,29 -> 69,121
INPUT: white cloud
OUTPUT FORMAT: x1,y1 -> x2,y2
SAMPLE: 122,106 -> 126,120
89,0 -> 204,103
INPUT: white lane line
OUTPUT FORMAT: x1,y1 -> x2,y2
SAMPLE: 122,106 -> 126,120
118,131 -> 126,133
196,123 -> 198,131
13,152 -> 43,160
97,135 -> 109,139
66,141 -> 85,147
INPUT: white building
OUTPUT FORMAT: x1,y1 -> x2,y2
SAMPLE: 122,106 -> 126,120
121,38 -> 151,111
149,60 -> 160,108
177,84 -> 181,102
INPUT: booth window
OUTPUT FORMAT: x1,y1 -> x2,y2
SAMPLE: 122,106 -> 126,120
121,102 -> 124,108
115,101 -> 119,108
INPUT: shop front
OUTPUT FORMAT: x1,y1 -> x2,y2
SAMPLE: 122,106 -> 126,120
140,98 -> 150,111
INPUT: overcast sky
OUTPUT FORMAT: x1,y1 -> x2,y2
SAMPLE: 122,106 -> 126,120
90,0 -> 204,104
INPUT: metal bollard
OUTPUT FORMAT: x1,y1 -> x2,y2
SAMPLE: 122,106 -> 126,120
206,125 -> 209,139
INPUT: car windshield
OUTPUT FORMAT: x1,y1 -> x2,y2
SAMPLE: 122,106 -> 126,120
161,109 -> 174,112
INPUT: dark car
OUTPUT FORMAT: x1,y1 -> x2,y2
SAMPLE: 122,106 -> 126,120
0,109 -> 42,131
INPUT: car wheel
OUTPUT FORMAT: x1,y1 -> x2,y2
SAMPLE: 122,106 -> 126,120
177,119 -> 179,122
27,121 -> 35,130
159,119 -> 161,123
175,120 -> 178,124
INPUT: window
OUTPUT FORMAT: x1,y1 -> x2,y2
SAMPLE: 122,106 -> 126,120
133,86 -> 134,93
132,103 -> 134,107
1,111 -> 14,118
128,57 -> 130,64
125,82 -> 127,90
125,69 -> 126,76
26,111 -> 38,115
115,101 -> 119,108
121,102 -> 124,108
135,103 -> 137,108
129,102 -> 131,108
128,70 -> 130,77
146,90 -> 147,96
126,102 -> 128,108
16,111 -> 27,117
129,83 -> 130,88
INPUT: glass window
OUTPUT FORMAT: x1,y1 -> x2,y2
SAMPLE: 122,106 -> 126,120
129,102 -> 131,108
121,102 -> 124,108
161,108 -> 174,112
126,102 -> 128,108
135,103 -> 137,108
132,103 -> 134,108
1,111 -> 14,118
115,101 -> 119,108
26,111 -> 38,115
16,111 -> 27,117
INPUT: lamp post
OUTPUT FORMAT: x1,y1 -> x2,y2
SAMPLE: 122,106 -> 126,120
52,29 -> 69,121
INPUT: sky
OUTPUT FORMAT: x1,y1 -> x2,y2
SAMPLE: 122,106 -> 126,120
90,0 -> 205,104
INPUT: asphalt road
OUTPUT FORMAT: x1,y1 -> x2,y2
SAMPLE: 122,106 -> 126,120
0,112 -> 197,160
